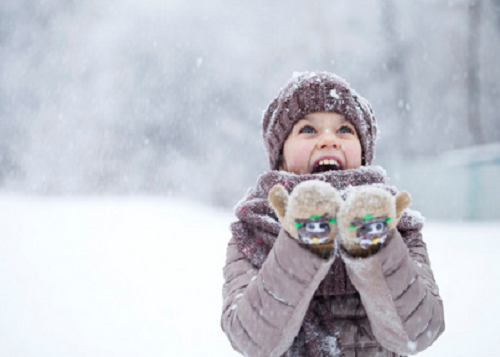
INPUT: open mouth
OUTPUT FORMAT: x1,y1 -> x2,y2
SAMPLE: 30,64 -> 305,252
311,159 -> 342,173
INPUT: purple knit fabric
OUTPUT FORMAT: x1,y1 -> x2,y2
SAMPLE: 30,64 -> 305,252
230,167 -> 424,357
262,72 -> 378,170
231,166 -> 423,296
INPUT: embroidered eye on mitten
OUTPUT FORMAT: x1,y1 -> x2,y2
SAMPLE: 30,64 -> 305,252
268,180 -> 342,258
337,186 -> 412,257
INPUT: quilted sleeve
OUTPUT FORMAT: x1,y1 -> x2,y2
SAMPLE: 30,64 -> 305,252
341,228 -> 445,355
221,229 -> 335,357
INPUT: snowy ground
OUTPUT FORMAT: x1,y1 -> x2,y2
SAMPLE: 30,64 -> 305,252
0,197 -> 498,357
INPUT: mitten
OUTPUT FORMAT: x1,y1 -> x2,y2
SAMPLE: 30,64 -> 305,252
337,186 -> 412,257
268,180 -> 342,258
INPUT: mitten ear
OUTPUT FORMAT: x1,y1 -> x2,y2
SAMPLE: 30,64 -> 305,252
395,191 -> 412,220
268,184 -> 288,220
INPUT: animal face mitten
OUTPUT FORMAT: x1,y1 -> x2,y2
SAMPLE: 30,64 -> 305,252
268,181 -> 342,258
337,186 -> 412,257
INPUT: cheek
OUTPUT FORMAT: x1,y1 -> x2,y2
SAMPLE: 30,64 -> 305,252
343,141 -> 362,169
283,140 -> 313,172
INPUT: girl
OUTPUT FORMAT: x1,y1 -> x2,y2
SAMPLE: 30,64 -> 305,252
221,72 -> 444,357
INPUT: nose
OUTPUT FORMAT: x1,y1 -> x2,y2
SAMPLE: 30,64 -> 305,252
317,131 -> 340,150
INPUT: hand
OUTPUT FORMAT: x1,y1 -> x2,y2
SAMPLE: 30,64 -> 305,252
268,180 -> 342,258
337,186 -> 412,257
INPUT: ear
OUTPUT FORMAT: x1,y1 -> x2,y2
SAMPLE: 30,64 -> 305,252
395,191 -> 412,220
268,184 -> 288,220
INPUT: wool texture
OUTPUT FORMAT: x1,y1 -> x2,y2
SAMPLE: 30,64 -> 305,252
231,167 -> 424,357
262,71 -> 378,170
232,166 -> 423,295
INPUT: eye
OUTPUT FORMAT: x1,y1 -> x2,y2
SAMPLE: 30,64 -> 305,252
337,125 -> 354,134
364,222 -> 387,233
305,222 -> 316,230
299,125 -> 316,134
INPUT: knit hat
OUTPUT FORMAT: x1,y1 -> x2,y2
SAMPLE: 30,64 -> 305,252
262,71 -> 378,171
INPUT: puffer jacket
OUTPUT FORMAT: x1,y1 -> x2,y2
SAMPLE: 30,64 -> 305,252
221,226 -> 444,357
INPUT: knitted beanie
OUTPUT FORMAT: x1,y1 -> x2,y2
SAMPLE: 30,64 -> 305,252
262,71 -> 378,170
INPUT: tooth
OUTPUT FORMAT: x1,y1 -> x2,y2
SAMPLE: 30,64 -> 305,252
319,160 -> 324,165
329,160 -> 335,165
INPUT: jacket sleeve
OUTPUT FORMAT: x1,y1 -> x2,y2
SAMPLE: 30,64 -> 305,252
341,228 -> 445,355
221,228 -> 335,357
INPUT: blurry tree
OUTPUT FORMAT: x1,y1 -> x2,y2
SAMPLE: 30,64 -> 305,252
467,0 -> 484,145
495,0 -> 500,28
380,0 -> 411,157
0,0 -> 499,208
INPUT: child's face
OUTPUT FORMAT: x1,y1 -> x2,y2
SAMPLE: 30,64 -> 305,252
279,112 -> 362,174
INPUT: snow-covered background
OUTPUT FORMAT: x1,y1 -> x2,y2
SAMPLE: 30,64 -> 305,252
1,0 -> 500,355
1,0 -> 500,218
0,197 -> 498,356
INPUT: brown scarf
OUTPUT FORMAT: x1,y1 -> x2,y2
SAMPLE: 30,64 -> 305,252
230,166 -> 423,357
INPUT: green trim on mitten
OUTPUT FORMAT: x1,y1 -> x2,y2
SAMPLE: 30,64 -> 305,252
268,180 -> 342,258
337,187 -> 411,258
